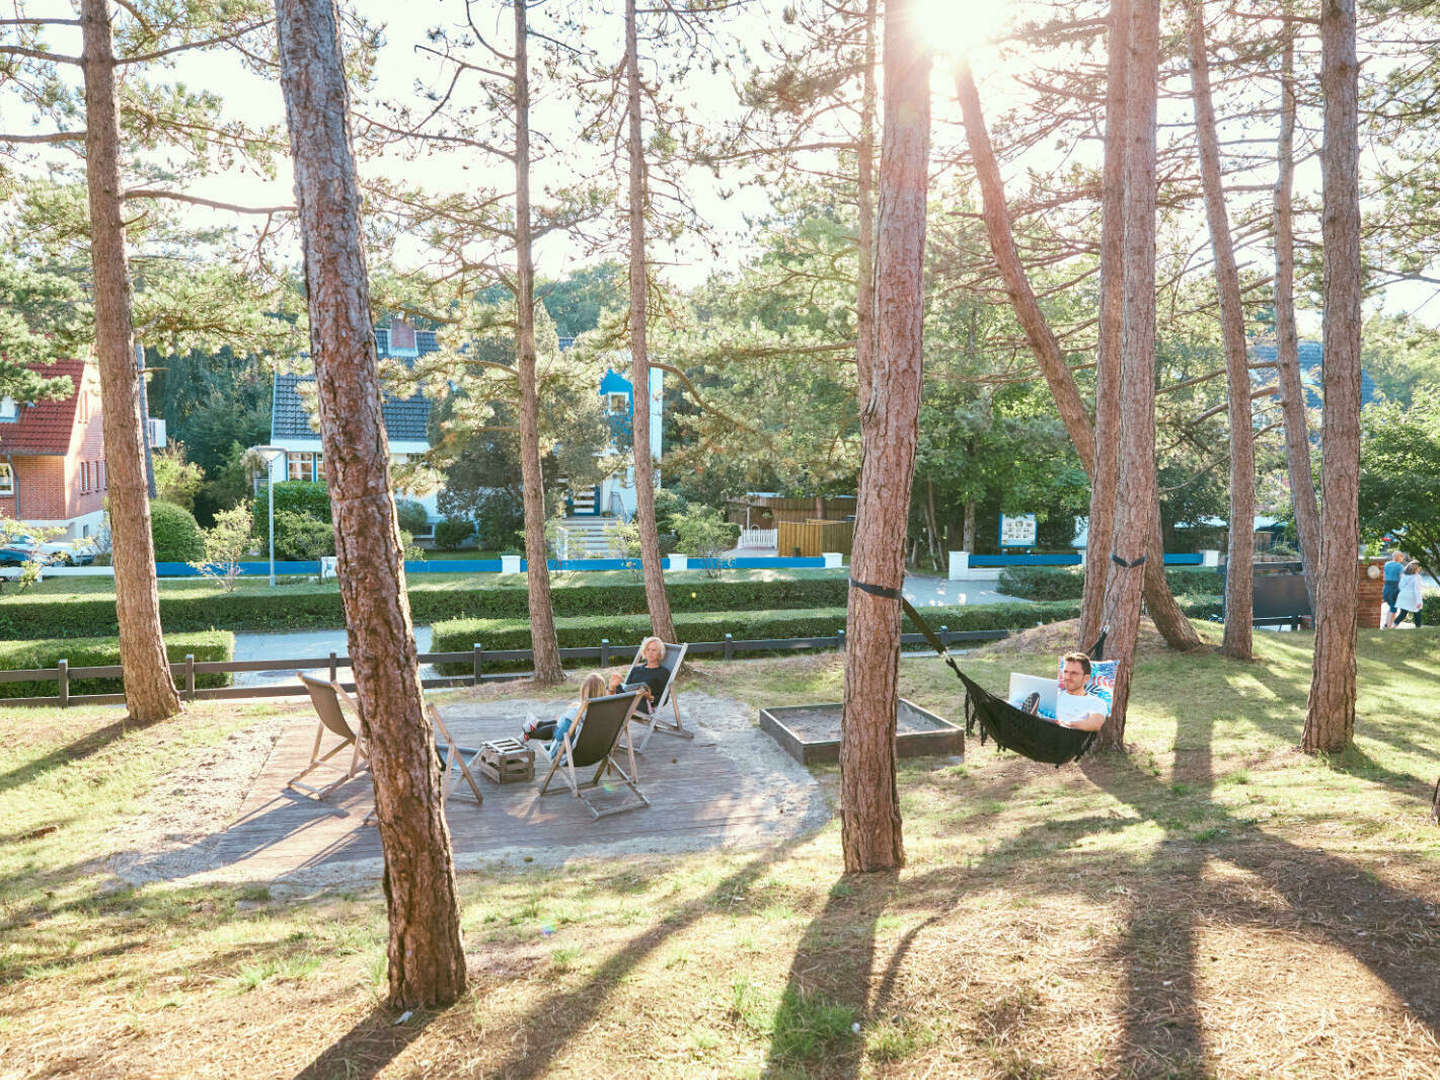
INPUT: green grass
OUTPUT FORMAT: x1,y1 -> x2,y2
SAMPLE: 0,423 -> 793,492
0,622 -> 1438,1078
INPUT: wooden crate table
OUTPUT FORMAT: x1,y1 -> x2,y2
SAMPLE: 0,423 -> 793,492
477,738 -> 535,784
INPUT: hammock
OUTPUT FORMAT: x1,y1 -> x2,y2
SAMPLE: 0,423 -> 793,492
853,553 -> 1146,768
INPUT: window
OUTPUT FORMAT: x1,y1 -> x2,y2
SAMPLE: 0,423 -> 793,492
80,461 -> 89,494
288,454 -> 316,482
316,455 -> 326,481
0,463 -> 11,496
100,462 -> 106,490
0,397 -> 15,421
607,392 -> 629,413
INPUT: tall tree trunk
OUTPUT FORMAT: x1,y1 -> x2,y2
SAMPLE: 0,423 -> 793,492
1187,2 -> 1254,660
514,3 -> 563,682
1097,0 -> 1162,748
275,0 -> 465,1008
963,497 -> 976,552
855,0 -> 878,406
1304,0 -> 1361,754
80,0 -> 181,724
841,0 -> 929,874
1273,23 -> 1322,612
956,51 -> 1199,654
1082,0 -> 1129,650
625,0 -> 677,644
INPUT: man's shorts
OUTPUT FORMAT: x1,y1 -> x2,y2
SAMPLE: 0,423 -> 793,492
1383,582 -> 1400,611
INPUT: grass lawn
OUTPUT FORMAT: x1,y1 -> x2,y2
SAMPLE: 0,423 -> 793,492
1,622 -> 1437,1078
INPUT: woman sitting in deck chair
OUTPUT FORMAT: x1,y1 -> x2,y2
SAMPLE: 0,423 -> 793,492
608,636 -> 669,711
521,672 -> 608,754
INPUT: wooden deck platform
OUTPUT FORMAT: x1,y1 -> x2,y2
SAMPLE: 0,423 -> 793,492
204,694 -> 828,882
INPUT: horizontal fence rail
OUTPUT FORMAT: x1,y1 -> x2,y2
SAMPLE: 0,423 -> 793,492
0,626 -> 1011,709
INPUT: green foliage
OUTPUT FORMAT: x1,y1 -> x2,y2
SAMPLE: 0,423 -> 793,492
150,501 -> 205,562
540,263 -> 626,337
998,566 -> 1223,602
672,504 -> 740,568
1359,393 -> 1440,577
652,488 -> 690,536
0,631 -> 233,699
0,263 -> 86,402
434,518 -> 476,550
151,444 -> 205,511
468,490 -> 525,551
395,498 -> 430,536
189,505 -> 256,593
271,511 -> 334,562
252,481 -> 332,535
194,442 -> 260,528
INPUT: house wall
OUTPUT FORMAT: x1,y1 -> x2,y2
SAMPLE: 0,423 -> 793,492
64,374 -> 107,521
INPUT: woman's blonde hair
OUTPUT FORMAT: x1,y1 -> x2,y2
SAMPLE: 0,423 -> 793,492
639,635 -> 665,660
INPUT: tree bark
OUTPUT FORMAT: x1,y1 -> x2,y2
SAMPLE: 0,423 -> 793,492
1273,23 -> 1322,613
1097,0 -> 1162,748
625,0 -> 677,644
80,0 -> 181,724
274,0 -> 465,1008
855,0 -> 878,407
1304,0 -> 1361,754
514,2 -> 563,683
963,498 -> 975,552
1082,0 -> 1128,650
1187,2 -> 1254,660
956,49 -> 1199,655
841,0 -> 929,874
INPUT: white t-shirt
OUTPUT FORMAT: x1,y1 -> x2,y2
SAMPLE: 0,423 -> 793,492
1055,691 -> 1107,728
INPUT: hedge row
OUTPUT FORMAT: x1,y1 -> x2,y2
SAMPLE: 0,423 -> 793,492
431,595 -> 1226,675
998,565 -> 1223,602
0,575 -> 853,639
0,631 -> 235,699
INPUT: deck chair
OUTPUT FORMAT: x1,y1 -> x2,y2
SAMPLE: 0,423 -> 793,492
538,690 -> 649,819
622,641 -> 691,753
427,702 -> 484,807
290,674 -> 370,799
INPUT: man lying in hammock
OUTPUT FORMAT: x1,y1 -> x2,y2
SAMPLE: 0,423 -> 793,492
1055,652 -> 1110,731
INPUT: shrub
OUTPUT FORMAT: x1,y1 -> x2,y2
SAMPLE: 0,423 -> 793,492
252,480 -> 332,536
395,498 -> 430,536
272,510 -> 334,561
0,631 -> 234,698
673,505 -> 740,559
190,504 -> 255,592
653,488 -> 689,536
474,489 -> 525,550
434,518 -> 475,550
998,565 -> 1224,602
150,500 -> 205,562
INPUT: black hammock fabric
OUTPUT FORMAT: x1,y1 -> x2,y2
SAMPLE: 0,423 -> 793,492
895,595 -> 1099,768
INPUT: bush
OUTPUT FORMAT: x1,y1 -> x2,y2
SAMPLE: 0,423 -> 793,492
673,504 -> 740,563
252,480 -> 332,537
0,630 -> 234,699
998,565 -> 1224,602
395,498 -> 430,536
150,500 -> 205,562
434,518 -> 475,551
474,489 -> 525,550
653,489 -> 689,536
272,510 -> 335,561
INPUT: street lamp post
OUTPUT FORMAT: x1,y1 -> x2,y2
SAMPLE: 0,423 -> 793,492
247,445 -> 287,587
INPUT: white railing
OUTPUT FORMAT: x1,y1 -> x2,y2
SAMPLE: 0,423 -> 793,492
738,527 -> 778,550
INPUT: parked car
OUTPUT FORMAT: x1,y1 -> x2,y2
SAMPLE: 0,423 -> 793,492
10,534 -> 95,566
0,543 -> 51,567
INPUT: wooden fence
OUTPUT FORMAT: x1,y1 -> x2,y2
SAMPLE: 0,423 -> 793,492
776,519 -> 855,558
0,625 -> 1006,709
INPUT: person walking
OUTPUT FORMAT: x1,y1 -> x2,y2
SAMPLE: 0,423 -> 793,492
1382,549 -> 1406,628
1394,561 -> 1425,628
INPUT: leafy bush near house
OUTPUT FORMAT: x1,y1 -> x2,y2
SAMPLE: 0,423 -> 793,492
395,498 -> 430,536
474,489 -> 525,550
0,630 -> 234,698
272,510 -> 335,561
434,518 -> 475,551
998,565 -> 1223,602
673,505 -> 740,561
150,500 -> 205,562
252,481 -> 332,538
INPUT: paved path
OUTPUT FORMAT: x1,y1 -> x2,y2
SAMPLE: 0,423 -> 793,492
903,573 -> 1029,607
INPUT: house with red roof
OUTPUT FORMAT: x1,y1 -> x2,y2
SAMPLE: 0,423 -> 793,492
0,359 -> 109,540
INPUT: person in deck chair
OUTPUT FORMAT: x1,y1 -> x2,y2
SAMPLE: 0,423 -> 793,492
521,672 -> 608,753
1056,652 -> 1109,731
608,636 -> 670,714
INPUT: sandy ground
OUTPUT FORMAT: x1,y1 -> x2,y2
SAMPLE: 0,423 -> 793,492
105,691 -> 834,891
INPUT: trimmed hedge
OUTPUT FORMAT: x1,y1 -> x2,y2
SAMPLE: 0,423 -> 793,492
150,501 -> 205,562
999,565 -> 1223,602
0,630 -> 235,699
431,595 -> 1225,675
0,574 -> 855,639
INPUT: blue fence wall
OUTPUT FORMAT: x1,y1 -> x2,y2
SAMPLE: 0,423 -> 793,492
153,555 -> 830,578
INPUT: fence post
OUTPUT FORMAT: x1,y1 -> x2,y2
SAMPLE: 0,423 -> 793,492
58,658 -> 68,708
600,638 -> 610,667
723,633 -> 733,661
836,628 -> 845,654
472,643 -> 484,685
328,651 -> 338,683
939,625 -> 949,648
184,654 -> 196,701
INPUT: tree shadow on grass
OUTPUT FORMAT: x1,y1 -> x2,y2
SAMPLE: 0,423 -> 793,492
291,1006 -> 437,1080
0,715 -> 162,796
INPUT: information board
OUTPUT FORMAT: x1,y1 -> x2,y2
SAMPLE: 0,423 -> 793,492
999,513 -> 1037,548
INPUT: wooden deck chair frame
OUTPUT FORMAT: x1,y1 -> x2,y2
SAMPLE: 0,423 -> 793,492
290,673 -> 370,799
426,702 -> 484,807
538,690 -> 649,819
623,641 -> 690,753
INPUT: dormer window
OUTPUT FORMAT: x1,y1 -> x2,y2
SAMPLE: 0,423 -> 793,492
0,397 -> 16,421
607,392 -> 629,413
